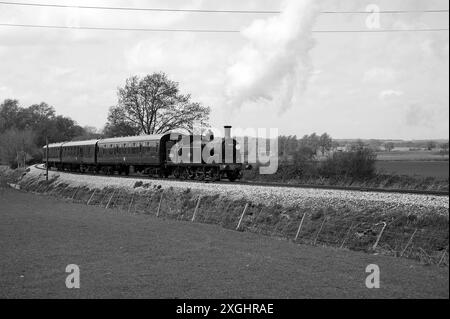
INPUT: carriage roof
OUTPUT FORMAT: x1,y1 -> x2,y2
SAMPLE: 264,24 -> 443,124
97,134 -> 175,145
43,142 -> 65,149
61,139 -> 100,147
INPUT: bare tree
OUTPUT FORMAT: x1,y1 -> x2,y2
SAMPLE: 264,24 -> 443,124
104,73 -> 210,137
319,133 -> 332,155
439,142 -> 449,155
426,141 -> 437,151
384,142 -> 395,152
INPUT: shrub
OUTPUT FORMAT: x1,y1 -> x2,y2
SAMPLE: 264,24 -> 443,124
319,148 -> 376,179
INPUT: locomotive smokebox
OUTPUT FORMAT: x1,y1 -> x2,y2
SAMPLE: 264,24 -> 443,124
224,125 -> 232,139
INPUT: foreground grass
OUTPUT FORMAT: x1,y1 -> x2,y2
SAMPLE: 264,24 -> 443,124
0,189 -> 448,298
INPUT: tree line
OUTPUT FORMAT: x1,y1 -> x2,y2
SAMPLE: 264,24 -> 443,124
0,72 -> 211,167
0,99 -> 103,167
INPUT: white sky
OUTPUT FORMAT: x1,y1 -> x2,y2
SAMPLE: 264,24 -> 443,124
0,0 -> 448,139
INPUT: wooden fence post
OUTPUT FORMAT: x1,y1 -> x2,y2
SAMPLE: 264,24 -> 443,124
143,193 -> 153,214
87,189 -> 96,205
106,189 -> 116,209
438,246 -> 449,266
313,218 -> 327,246
400,229 -> 417,257
71,186 -> 80,200
43,183 -> 51,193
340,223 -> 354,249
57,184 -> 68,198
236,203 -> 249,231
127,193 -> 135,214
156,192 -> 163,217
372,222 -> 387,250
294,213 -> 307,241
191,196 -> 202,222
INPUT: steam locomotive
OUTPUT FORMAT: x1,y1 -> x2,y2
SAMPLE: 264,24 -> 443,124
43,126 -> 244,181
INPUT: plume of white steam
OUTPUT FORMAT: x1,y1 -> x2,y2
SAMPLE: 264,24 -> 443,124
226,0 -> 320,112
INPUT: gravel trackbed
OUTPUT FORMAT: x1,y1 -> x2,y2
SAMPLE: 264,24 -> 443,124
26,165 -> 450,211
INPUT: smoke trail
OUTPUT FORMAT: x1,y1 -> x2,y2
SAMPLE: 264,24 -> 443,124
225,0 -> 321,112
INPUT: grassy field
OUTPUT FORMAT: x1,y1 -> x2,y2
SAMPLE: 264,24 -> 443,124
375,161 -> 449,178
0,189 -> 448,298
376,150 -> 449,161
374,150 -> 448,178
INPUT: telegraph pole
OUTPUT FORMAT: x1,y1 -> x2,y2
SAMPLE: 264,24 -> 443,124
46,137 -> 49,181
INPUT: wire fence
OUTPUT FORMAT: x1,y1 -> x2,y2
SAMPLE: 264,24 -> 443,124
4,177 -> 449,267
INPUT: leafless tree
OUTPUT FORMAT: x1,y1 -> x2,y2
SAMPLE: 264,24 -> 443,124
104,73 -> 210,137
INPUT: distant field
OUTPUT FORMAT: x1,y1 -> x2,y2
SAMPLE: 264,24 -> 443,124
376,160 -> 449,178
376,151 -> 449,161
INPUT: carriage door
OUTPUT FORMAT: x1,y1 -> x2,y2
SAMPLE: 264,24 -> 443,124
166,140 -> 175,164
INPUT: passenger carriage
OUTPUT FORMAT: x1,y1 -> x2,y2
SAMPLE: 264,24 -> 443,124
60,140 -> 98,172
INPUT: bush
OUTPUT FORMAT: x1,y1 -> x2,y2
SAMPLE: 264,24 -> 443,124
319,148 -> 376,179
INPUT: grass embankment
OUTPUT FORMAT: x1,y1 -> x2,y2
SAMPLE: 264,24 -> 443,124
2,189 -> 448,298
1,166 -> 448,265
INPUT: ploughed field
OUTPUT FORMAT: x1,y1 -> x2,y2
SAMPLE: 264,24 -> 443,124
0,189 -> 448,298
376,160 -> 449,178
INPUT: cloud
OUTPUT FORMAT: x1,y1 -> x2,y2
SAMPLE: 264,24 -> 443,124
379,89 -> 404,100
363,67 -> 397,83
225,0 -> 321,112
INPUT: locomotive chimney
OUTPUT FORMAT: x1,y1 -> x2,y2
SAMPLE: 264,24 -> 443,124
224,125 -> 231,139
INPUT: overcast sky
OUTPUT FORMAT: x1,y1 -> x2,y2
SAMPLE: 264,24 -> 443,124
0,0 -> 448,139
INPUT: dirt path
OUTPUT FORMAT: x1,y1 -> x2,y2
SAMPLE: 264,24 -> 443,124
0,189 -> 448,298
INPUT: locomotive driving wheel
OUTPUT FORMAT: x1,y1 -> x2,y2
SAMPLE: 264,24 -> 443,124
210,167 -> 220,181
180,167 -> 190,180
196,167 -> 206,181
173,167 -> 181,179
226,171 -> 239,182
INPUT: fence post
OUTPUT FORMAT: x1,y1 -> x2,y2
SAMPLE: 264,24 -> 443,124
144,193 -> 153,214
115,190 -> 124,210
191,196 -> 202,222
438,246 -> 449,266
294,213 -> 307,241
106,189 -> 116,209
87,189 -> 96,205
71,186 -> 80,200
127,193 -> 135,213
156,192 -> 163,217
43,183 -> 52,193
58,184 -> 69,198
372,222 -> 387,250
340,223 -> 354,249
400,229 -> 418,257
22,179 -> 33,191
236,203 -> 249,231
313,218 -> 327,246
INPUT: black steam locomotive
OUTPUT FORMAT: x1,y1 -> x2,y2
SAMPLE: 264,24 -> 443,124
43,126 -> 244,181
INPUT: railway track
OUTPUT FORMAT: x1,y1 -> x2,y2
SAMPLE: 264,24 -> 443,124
34,164 -> 449,197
